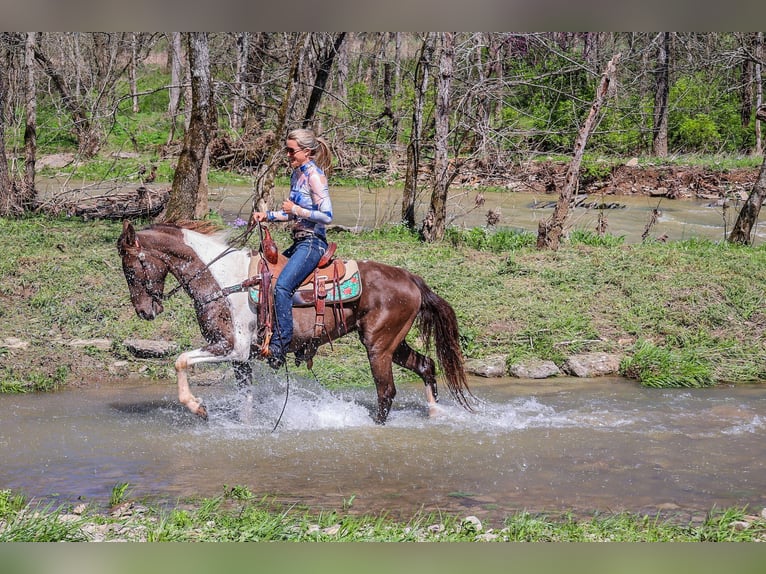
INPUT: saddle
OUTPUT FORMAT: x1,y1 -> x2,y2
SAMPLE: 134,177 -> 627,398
247,227 -> 361,363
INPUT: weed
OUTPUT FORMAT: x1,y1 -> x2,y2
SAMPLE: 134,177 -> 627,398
110,482 -> 132,507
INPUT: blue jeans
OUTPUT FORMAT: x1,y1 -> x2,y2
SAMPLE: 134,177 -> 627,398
271,235 -> 327,356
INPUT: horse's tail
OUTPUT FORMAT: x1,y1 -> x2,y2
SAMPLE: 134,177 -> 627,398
412,274 -> 474,411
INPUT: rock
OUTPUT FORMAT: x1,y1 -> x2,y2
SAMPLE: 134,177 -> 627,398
0,337 -> 29,350
461,516 -> 483,533
562,353 -> 621,377
466,355 -> 507,377
124,338 -> 178,359
625,157 -> 639,167
66,338 -> 112,350
509,359 -> 560,379
109,361 -> 131,375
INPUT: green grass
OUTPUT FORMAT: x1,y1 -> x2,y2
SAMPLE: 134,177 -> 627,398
2,216 -> 766,392
0,487 -> 763,542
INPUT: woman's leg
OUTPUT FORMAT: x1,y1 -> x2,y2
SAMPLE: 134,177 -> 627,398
269,238 -> 325,365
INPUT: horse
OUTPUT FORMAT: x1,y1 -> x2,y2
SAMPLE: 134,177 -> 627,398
116,220 -> 473,424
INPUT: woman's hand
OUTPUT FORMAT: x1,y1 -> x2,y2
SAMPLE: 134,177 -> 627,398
281,200 -> 296,214
252,211 -> 267,223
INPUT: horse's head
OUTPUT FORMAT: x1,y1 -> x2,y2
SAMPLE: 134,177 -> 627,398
117,220 -> 169,320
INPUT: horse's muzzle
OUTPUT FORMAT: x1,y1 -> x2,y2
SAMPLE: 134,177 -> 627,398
136,300 -> 163,320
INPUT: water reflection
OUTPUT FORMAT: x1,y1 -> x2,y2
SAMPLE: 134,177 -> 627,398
1,373 -> 764,524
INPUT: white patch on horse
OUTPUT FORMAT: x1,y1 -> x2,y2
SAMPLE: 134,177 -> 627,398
182,229 -> 255,359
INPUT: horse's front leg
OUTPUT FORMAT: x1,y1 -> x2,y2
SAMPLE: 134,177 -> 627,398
175,351 -> 209,420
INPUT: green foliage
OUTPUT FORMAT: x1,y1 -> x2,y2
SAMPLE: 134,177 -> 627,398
0,490 -> 27,518
0,366 -> 68,394
110,482 -> 132,507
444,226 -> 536,252
620,339 -> 714,388
568,229 -> 625,247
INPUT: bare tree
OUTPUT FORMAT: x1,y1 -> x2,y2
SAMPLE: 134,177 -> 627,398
537,53 -> 621,250
231,32 -> 249,131
252,32 -> 310,214
163,33 -> 216,221
24,32 -> 36,197
303,32 -> 346,128
652,32 -> 670,157
729,105 -> 766,245
0,38 -> 17,216
402,33 -> 434,229
421,32 -> 454,243
166,32 -> 183,145
755,33 -> 763,156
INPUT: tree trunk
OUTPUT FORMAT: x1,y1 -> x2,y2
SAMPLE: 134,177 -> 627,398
163,33 -> 216,222
33,44 -> 100,158
729,105 -> 766,245
402,33 -> 434,229
421,32 -> 454,243
24,32 -> 37,202
537,53 -> 621,250
129,33 -> 139,113
166,32 -> 182,145
0,50 -> 19,217
303,32 -> 346,128
252,32 -> 308,214
652,32 -> 670,157
755,33 -> 763,156
232,32 -> 249,131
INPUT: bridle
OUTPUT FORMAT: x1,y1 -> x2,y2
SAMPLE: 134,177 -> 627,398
133,244 -> 239,305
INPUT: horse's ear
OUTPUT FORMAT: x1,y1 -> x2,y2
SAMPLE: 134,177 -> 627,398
120,220 -> 140,250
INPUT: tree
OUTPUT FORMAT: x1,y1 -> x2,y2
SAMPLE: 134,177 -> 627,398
0,38 -> 16,216
729,105 -> 766,245
166,32 -> 183,145
252,32 -> 309,214
537,53 -> 621,250
652,32 -> 670,157
402,33 -> 434,229
303,32 -> 346,128
163,32 -> 216,221
24,32 -> 36,198
231,32 -> 249,131
421,32 -> 454,243
0,32 -> 35,217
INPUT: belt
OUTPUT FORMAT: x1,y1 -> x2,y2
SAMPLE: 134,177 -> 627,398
292,229 -> 326,243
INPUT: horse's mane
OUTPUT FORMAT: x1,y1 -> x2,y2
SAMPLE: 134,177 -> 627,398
147,220 -> 233,246
160,220 -> 223,235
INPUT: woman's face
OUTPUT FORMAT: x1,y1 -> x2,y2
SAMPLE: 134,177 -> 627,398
285,139 -> 309,169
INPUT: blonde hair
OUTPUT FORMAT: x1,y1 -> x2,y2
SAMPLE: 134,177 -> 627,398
287,128 -> 333,174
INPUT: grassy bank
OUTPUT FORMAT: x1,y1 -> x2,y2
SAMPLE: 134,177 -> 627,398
2,215 -> 765,392
1,487 -> 764,542
2,215 -> 766,541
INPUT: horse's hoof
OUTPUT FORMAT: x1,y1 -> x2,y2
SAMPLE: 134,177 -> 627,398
428,403 -> 445,418
196,404 -> 208,421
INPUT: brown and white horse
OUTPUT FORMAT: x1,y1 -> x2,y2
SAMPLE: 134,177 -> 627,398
117,220 -> 473,423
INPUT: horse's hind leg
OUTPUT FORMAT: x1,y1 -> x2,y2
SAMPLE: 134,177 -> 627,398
367,353 -> 397,424
393,341 -> 439,411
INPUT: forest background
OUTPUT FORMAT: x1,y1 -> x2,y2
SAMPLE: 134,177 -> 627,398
0,32 -> 765,236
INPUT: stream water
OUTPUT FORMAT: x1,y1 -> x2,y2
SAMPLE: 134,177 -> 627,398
1,372 -> 764,524
17,181 -> 765,524
208,184 -> 760,245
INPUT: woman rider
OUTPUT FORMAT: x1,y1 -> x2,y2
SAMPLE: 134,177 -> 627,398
252,128 -> 334,368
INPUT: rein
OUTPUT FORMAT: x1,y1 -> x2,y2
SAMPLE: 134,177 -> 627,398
162,245 -> 239,302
